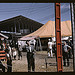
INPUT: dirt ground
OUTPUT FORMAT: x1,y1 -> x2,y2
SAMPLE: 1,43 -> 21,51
12,51 -> 73,72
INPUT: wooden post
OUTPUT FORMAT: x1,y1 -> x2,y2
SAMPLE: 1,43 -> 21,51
55,3 -> 63,72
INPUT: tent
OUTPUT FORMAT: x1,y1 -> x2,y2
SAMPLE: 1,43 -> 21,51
19,20 -> 72,41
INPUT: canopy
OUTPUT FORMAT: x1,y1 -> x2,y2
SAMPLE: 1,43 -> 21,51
19,20 -> 72,40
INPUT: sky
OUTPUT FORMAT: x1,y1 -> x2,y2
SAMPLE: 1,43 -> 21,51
0,3 -> 71,24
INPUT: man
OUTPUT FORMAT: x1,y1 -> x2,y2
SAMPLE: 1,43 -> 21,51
26,40 -> 35,72
7,44 -> 12,57
67,39 -> 73,58
18,45 -> 22,60
48,39 -> 53,57
63,42 -> 71,67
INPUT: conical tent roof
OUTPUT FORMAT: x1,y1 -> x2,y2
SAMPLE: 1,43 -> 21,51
19,20 -> 72,40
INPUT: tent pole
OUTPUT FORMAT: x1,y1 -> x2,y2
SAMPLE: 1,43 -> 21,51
38,38 -> 42,51
36,39 -> 39,51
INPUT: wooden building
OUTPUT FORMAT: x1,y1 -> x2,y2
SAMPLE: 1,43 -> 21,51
0,15 -> 43,36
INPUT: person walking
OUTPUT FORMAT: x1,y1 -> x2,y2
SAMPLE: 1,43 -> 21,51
26,40 -> 35,72
48,39 -> 53,57
18,45 -> 22,60
63,42 -> 71,67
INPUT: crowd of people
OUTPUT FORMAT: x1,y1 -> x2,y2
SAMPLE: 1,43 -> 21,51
0,37 -> 73,72
0,38 -> 36,72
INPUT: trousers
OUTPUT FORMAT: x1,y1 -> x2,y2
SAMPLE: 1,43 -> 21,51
27,52 -> 35,72
63,52 -> 69,66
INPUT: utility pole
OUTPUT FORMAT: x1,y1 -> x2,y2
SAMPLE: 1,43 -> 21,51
70,3 -> 75,72
55,3 -> 63,72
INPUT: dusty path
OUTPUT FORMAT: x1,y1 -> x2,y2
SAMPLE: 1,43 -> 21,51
12,51 -> 73,72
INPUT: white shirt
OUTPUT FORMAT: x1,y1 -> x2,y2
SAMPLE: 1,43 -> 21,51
48,42 -> 53,49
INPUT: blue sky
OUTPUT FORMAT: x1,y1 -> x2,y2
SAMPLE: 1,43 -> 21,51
0,3 -> 71,24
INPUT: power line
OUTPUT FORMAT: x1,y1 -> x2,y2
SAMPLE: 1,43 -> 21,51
0,4 -> 51,12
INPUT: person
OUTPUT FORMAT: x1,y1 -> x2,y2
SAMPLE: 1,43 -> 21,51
12,47 -> 17,60
5,48 -> 12,72
7,44 -> 12,57
18,44 -> 22,60
48,38 -> 53,57
63,42 -> 71,67
67,39 -> 73,58
26,40 -> 35,72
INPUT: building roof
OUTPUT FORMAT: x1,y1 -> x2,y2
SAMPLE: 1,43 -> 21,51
0,15 -> 43,32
